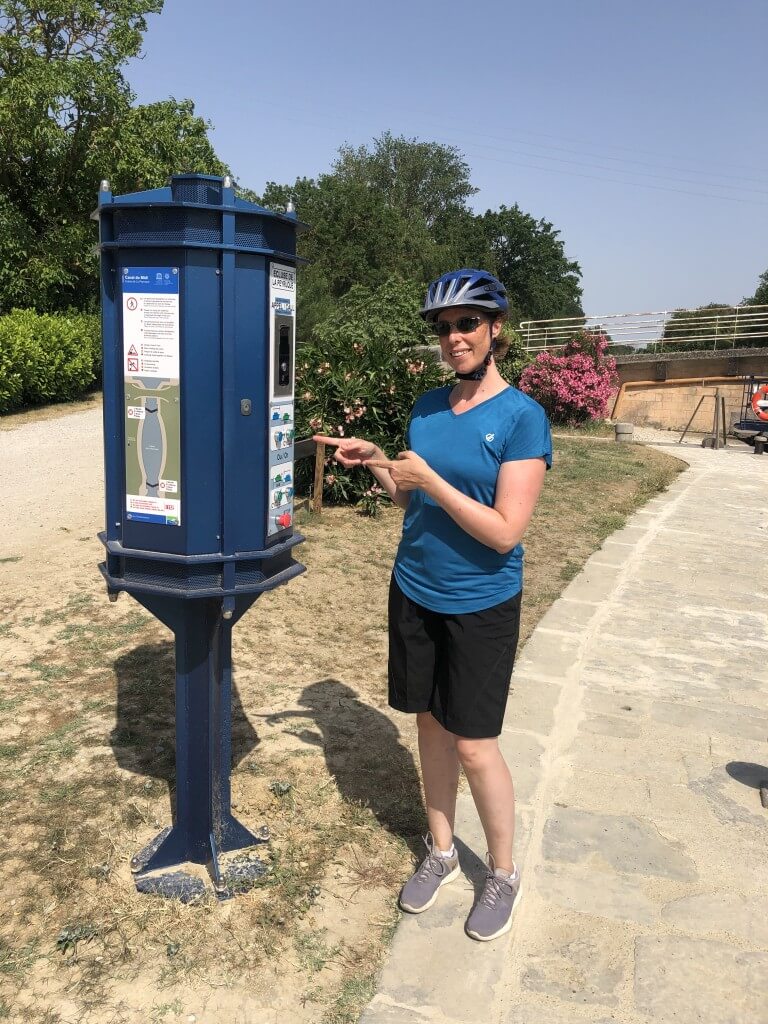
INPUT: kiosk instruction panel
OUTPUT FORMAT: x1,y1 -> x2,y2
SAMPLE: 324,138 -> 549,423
267,263 -> 296,536
121,267 -> 182,526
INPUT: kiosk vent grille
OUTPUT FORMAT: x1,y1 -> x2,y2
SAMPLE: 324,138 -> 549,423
115,209 -> 220,244
172,179 -> 222,205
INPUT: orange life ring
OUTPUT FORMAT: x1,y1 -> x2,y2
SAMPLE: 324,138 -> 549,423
751,385 -> 768,422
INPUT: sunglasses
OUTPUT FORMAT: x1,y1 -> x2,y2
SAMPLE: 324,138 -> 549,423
430,315 -> 485,337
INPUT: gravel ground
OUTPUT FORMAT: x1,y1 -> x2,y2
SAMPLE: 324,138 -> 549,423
0,405 -> 104,556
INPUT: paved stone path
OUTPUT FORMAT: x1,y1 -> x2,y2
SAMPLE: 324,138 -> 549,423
361,434 -> 768,1024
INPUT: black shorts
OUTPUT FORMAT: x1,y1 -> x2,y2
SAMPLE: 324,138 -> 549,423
388,576 -> 522,739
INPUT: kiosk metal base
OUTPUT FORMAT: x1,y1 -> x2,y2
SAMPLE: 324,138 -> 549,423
124,592 -> 268,900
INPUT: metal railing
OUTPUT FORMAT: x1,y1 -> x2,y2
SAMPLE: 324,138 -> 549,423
519,304 -> 768,353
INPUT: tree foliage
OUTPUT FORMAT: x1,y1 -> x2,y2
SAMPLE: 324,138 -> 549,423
658,301 -> 768,351
293,276 -> 445,511
259,134 -> 584,341
0,7 -> 585,345
744,267 -> 768,307
0,1 -> 227,312
482,205 -> 583,325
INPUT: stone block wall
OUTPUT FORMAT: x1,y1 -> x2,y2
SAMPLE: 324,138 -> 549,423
614,382 -> 744,432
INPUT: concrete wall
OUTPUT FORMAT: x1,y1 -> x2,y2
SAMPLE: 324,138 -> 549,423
610,349 -> 767,430
613,381 -> 743,431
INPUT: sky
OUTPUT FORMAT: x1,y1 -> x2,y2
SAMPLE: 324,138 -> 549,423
126,0 -> 768,319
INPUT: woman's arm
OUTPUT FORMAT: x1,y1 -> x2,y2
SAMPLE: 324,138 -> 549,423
366,460 -> 411,510
366,451 -> 547,553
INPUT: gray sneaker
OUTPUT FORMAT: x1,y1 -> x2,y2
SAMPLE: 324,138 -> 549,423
399,833 -> 460,914
465,856 -> 522,941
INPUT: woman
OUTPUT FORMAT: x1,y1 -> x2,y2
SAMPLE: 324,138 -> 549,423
314,268 -> 551,941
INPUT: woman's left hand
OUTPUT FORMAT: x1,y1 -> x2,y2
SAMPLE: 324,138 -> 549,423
364,450 -> 435,492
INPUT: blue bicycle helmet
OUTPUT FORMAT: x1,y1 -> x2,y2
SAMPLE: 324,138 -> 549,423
419,268 -> 508,320
421,269 -> 508,380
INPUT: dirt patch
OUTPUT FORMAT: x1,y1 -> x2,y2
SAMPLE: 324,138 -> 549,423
0,407 -> 683,1023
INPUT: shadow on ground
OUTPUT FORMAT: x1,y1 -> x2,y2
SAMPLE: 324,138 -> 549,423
265,678 -> 425,853
110,641 -> 259,812
726,761 -> 768,789
108,656 -> 425,854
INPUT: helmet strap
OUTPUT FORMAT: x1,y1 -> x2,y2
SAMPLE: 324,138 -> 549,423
455,326 -> 497,382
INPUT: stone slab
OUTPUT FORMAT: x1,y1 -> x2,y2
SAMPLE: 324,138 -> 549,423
569,735 -> 689,783
365,902 -> 511,1024
687,766 -> 768,830
542,807 -> 697,880
662,891 -> 768,944
562,570 -> 620,603
505,677 -> 562,736
496,731 -> 544,806
514,632 -> 582,682
651,700 -> 768,742
503,1004 -> 623,1024
558,769 -> 653,818
634,936 -> 768,1023
579,712 -> 642,740
536,599 -> 602,635
522,927 -> 626,1008
535,863 -> 657,926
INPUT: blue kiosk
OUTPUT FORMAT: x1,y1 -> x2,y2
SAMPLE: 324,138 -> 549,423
96,173 -> 306,898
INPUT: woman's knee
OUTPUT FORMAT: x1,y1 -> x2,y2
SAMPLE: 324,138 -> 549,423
454,735 -> 500,771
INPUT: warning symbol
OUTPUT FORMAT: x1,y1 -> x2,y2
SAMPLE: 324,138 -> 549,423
127,357 -> 139,372
127,344 -> 138,356
126,297 -> 138,311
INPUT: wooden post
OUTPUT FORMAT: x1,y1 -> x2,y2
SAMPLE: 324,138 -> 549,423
312,441 -> 325,514
678,396 -> 706,443
720,394 -> 728,447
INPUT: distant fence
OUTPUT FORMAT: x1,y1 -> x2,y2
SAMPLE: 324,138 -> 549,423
519,304 -> 768,353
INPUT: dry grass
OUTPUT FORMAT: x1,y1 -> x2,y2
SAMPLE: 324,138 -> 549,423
0,392 -> 101,431
0,436 -> 683,1023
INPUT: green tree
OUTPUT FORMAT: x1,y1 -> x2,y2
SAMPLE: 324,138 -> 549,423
744,268 -> 768,307
658,303 -> 750,351
333,131 -> 476,231
258,134 -> 489,338
0,2 -> 227,312
482,205 -> 584,325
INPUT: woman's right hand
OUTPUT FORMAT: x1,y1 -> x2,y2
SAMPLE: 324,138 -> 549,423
312,435 -> 383,468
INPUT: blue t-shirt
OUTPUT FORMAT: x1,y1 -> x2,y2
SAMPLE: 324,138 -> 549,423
393,385 -> 552,614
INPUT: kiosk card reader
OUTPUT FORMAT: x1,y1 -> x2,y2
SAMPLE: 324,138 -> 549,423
95,174 -> 307,898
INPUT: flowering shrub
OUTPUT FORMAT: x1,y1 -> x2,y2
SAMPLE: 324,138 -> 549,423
295,277 -> 447,512
519,331 -> 617,425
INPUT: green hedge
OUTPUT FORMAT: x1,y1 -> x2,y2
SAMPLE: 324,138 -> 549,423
0,309 -> 101,414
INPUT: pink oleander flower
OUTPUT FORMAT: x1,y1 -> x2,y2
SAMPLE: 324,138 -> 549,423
309,416 -> 322,430
519,333 -> 618,425
325,474 -> 336,486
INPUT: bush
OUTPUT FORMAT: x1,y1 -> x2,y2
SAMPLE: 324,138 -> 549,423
0,309 -> 101,414
295,277 -> 447,511
496,325 -> 533,386
519,330 -> 617,425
